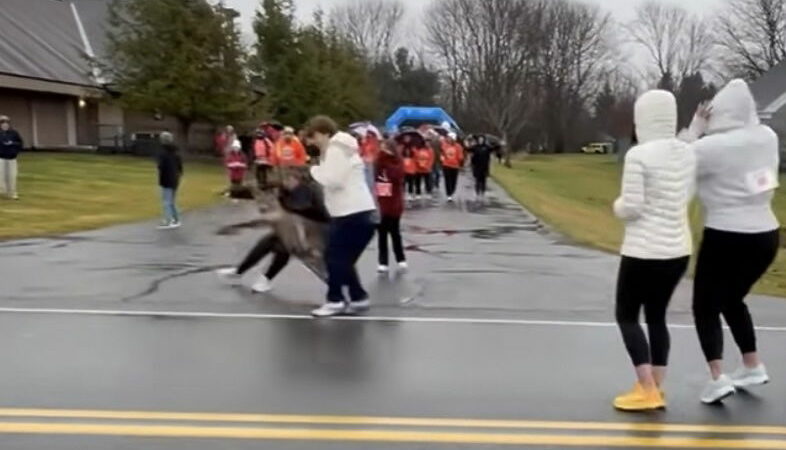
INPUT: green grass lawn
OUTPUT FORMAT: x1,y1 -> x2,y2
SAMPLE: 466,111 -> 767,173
493,154 -> 786,297
0,153 -> 226,240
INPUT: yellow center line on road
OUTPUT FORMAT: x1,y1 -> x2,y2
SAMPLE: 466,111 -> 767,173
1,422 -> 786,448
0,408 -> 784,436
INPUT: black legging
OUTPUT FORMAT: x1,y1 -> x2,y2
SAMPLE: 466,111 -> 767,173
418,173 -> 433,194
474,174 -> 488,196
616,255 -> 689,367
255,164 -> 272,190
237,234 -> 291,280
693,228 -> 779,362
406,175 -> 419,196
378,215 -> 405,266
444,168 -> 459,197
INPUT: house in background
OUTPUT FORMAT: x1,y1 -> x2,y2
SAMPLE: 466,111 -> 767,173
0,0 -> 215,152
751,62 -> 786,143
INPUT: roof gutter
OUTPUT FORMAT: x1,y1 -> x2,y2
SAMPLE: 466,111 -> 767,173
70,1 -> 106,85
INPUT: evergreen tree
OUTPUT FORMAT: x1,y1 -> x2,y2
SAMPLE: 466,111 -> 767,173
105,0 -> 250,147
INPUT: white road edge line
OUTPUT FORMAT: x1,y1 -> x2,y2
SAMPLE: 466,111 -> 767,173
0,307 -> 785,332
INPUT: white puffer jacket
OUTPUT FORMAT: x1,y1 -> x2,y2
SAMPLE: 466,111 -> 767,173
614,90 -> 696,259
310,132 -> 376,218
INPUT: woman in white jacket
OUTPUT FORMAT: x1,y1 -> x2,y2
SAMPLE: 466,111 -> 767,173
306,116 -> 378,318
682,79 -> 779,404
612,90 -> 696,411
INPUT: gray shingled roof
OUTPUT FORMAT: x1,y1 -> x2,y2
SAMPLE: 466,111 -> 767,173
0,0 -> 108,87
750,61 -> 786,111
71,0 -> 111,60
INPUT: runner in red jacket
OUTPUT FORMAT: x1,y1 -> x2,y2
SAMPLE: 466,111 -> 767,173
374,140 -> 407,272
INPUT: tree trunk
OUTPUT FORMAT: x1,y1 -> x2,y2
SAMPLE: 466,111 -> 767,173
502,133 -> 512,168
178,119 -> 193,152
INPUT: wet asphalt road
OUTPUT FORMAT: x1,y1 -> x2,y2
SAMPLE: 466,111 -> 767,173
1,178 -> 785,449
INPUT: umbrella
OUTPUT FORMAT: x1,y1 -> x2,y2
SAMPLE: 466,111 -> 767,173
349,121 -> 381,139
394,129 -> 426,148
431,127 -> 450,137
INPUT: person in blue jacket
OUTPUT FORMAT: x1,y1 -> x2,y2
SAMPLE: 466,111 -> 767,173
0,115 -> 23,200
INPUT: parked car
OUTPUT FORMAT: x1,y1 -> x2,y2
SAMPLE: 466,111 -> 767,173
581,142 -> 613,154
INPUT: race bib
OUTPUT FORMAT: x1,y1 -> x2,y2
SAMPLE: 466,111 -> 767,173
375,182 -> 393,197
745,168 -> 779,195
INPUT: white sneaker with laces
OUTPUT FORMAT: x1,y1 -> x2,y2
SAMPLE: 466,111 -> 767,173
216,267 -> 243,285
348,299 -> 370,313
731,364 -> 769,388
701,374 -> 736,404
397,261 -> 408,271
377,265 -> 389,273
312,302 -> 348,318
251,275 -> 272,293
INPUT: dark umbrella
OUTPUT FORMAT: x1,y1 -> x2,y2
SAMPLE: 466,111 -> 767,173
394,129 -> 426,148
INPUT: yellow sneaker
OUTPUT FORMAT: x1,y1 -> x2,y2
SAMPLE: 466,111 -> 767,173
613,383 -> 666,411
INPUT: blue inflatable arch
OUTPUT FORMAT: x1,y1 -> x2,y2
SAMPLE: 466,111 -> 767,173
385,107 -> 461,134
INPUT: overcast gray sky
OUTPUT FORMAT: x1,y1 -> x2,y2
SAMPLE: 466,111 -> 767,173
223,0 -> 723,34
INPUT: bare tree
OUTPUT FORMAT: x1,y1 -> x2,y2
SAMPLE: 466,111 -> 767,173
717,0 -> 786,80
538,0 -> 616,151
627,1 -> 714,83
426,0 -> 616,154
329,0 -> 404,62
427,0 -> 544,157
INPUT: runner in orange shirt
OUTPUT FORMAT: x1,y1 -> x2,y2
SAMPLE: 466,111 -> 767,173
415,145 -> 435,196
401,141 -> 418,201
440,133 -> 464,202
274,127 -> 308,168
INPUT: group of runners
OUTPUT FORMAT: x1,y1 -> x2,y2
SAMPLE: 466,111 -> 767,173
213,118 -> 497,317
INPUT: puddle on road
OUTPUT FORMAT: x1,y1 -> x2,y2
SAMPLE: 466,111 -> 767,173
405,223 -> 541,240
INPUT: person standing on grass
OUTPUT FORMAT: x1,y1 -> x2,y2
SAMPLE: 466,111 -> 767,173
253,127 -> 275,189
612,90 -> 696,412
157,132 -> 183,229
306,115 -> 376,318
680,79 -> 780,405
375,139 -> 407,274
441,133 -> 464,202
225,140 -> 248,198
0,115 -> 23,200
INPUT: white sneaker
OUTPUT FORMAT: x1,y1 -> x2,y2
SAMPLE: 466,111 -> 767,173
169,221 -> 182,229
251,275 -> 272,293
216,267 -> 242,285
377,265 -> 389,273
348,299 -> 370,313
701,375 -> 736,404
11,193 -> 18,200
731,364 -> 769,388
447,196 -> 454,203
312,302 -> 348,318
157,222 -> 173,230
397,261 -> 409,271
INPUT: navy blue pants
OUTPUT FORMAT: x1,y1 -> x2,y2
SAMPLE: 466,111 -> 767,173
326,211 -> 375,303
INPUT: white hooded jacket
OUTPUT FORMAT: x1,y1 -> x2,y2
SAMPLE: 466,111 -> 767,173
614,90 -> 696,259
686,79 -> 780,233
310,132 -> 376,218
